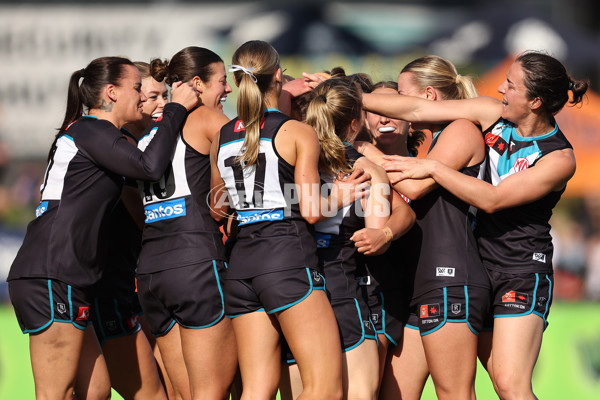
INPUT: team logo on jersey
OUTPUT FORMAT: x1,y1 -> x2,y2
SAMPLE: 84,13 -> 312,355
420,304 -> 440,318
233,117 -> 266,132
451,303 -> 462,315
485,132 -> 508,155
513,157 -> 530,172
485,132 -> 500,147
36,201 -> 49,218
533,253 -> 546,263
501,291 -> 529,304
56,303 -> 66,314
436,267 -> 455,277
144,198 -> 186,223
76,307 -> 90,321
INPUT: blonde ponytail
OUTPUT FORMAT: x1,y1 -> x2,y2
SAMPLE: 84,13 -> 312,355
237,75 -> 265,166
455,74 -> 478,99
305,78 -> 362,177
402,55 -> 477,100
231,40 -> 280,167
306,94 -> 350,177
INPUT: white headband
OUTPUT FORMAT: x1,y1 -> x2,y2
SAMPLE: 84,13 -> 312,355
228,64 -> 258,83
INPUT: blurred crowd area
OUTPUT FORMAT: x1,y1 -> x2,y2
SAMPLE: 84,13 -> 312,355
552,196 -> 600,301
1,149 -> 599,303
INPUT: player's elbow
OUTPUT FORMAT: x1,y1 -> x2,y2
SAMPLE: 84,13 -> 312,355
395,185 -> 426,201
477,198 -> 504,214
302,214 -> 321,225
211,209 -> 226,223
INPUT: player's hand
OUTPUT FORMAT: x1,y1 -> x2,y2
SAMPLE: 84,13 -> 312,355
381,155 -> 437,184
170,81 -> 200,111
331,168 -> 371,209
350,227 -> 390,255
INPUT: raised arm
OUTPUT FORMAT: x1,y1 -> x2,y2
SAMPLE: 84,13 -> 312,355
386,147 -> 575,213
85,82 -> 199,181
362,93 -> 502,131
387,119 -> 485,200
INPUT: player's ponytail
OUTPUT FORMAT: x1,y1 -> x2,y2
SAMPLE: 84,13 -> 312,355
306,78 -> 361,177
50,56 -> 134,161
154,47 -> 222,87
568,78 -> 589,108
401,55 -> 477,100
230,40 -> 281,167
517,51 -> 589,116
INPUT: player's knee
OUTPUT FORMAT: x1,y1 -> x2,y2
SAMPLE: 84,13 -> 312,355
493,370 -> 531,400
302,385 -> 343,400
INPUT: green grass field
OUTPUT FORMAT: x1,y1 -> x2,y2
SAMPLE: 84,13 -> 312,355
1,302 -> 599,399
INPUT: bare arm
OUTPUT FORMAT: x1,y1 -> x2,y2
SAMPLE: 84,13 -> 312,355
385,148 -> 575,213
362,93 -> 503,130
350,158 -> 415,255
278,73 -> 328,117
389,119 -> 485,200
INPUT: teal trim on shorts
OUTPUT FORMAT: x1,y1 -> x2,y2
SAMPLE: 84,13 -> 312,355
93,298 -> 107,341
343,298 -> 379,353
24,280 -> 86,333
227,308 -> 266,319
179,260 -> 226,329
532,273 -> 552,329
420,287 -> 449,336
464,285 -> 477,335
23,280 -> 55,334
54,283 -> 73,323
379,292 -> 398,346
444,285 -> 478,335
155,319 -> 177,337
405,324 -> 419,330
494,273 -> 546,325
420,285 -> 479,336
268,268 -> 315,314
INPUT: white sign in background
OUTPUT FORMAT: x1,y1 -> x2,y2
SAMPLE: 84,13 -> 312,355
0,4 -> 255,158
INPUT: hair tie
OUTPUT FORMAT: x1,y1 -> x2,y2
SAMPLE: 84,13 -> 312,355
455,74 -> 461,83
318,94 -> 327,103
228,64 -> 258,83
78,68 -> 86,87
568,80 -> 576,91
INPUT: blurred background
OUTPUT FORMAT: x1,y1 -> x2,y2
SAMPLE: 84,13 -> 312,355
0,0 -> 599,398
